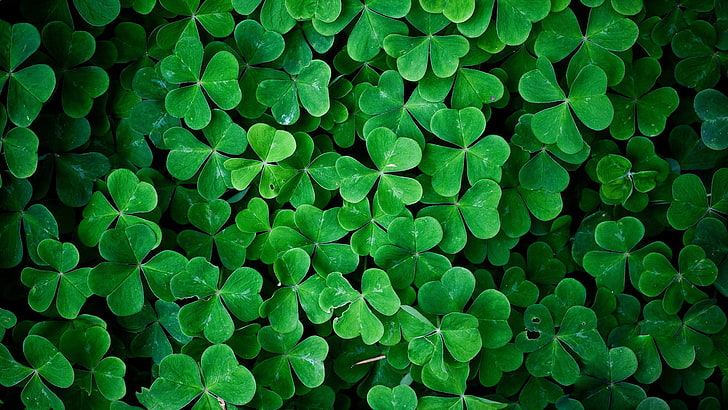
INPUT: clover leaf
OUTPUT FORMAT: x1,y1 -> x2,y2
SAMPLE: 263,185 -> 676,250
0,177 -> 59,268
694,88 -> 728,150
259,248 -> 331,333
256,59 -> 331,125
170,257 -> 263,343
164,110 -> 247,200
73,0 -> 120,26
78,168 -> 159,247
312,0 -> 410,62
671,21 -> 725,90
516,304 -> 607,386
161,37 -> 241,129
88,224 -> 187,316
519,58 -> 614,154
20,239 -> 91,319
467,288 -> 512,349
667,168 -> 728,230
578,347 -> 646,409
157,0 -> 235,48
117,300 -> 192,364
493,0 -> 550,46
177,199 -> 254,270
383,3 -> 469,82
583,217 -> 672,293
254,323 -> 329,399
143,344 -> 256,409
535,4 -> 639,85
0,335 -> 74,409
225,122 -> 297,199
319,268 -> 400,344
639,245 -> 718,314
374,215 -> 451,288
338,197 -> 397,256
418,267 -> 474,315
419,107 -> 510,197
367,384 -> 417,410
0,22 -> 56,127
1,126 -> 39,181
358,70 -> 445,144
337,127 -> 422,215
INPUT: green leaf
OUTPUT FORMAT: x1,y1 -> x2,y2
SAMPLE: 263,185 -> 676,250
24,335 -> 74,388
694,89 -> 728,150
496,0 -> 550,46
235,20 -> 285,65
0,22 -> 41,71
367,384 -> 417,410
73,0 -> 121,26
3,127 -> 39,178
418,267 -> 475,315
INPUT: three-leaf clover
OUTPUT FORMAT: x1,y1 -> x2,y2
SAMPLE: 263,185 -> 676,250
337,127 -> 423,215
373,215 -> 451,288
156,0 -> 235,48
534,4 -> 639,85
419,107 -> 510,197
177,199 -> 254,270
143,344 -> 256,409
639,245 -> 718,315
0,335 -> 74,409
170,257 -> 263,343
256,59 -> 331,125
667,168 -> 728,230
164,110 -> 247,200
88,224 -> 187,316
0,22 -> 56,127
225,122 -> 297,199
519,58 -> 614,154
259,248 -> 331,333
161,37 -> 241,129
383,2 -> 469,82
253,322 -> 329,400
609,58 -> 679,140
21,239 -> 92,319
78,168 -> 159,247
320,268 -> 401,344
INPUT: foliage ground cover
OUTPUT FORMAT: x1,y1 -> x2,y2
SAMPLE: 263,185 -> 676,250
0,0 -> 727,409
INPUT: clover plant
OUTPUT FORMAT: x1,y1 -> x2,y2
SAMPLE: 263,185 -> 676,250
1,0 -> 727,409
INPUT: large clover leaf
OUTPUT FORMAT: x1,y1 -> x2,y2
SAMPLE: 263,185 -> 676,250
161,37 -> 241,129
88,224 -> 187,316
419,107 -> 510,197
0,335 -> 74,409
519,58 -> 614,154
534,4 -> 639,85
78,168 -> 159,247
337,127 -> 422,215
256,59 -> 331,125
21,239 -> 92,319
694,88 -> 728,150
164,110 -> 247,200
170,257 -> 263,343
259,248 -> 331,333
667,168 -> 728,230
319,268 -> 400,344
254,322 -> 329,400
157,0 -> 235,48
143,344 -> 256,409
0,22 -> 56,127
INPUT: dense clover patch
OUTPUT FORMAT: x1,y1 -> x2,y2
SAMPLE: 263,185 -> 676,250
0,0 -> 727,409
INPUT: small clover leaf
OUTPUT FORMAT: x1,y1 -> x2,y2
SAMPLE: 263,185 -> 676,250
694,88 -> 728,150
78,168 -> 159,247
2,126 -> 39,180
467,289 -> 512,349
578,347 -> 646,409
73,0 -> 120,26
234,20 -> 285,65
170,257 -> 263,343
494,0 -> 550,46
639,245 -> 718,314
117,300 -> 192,364
671,21 -> 724,90
418,267 -> 475,315
144,344 -> 256,409
21,239 -> 92,319
338,198 -> 395,256
157,0 -> 235,48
